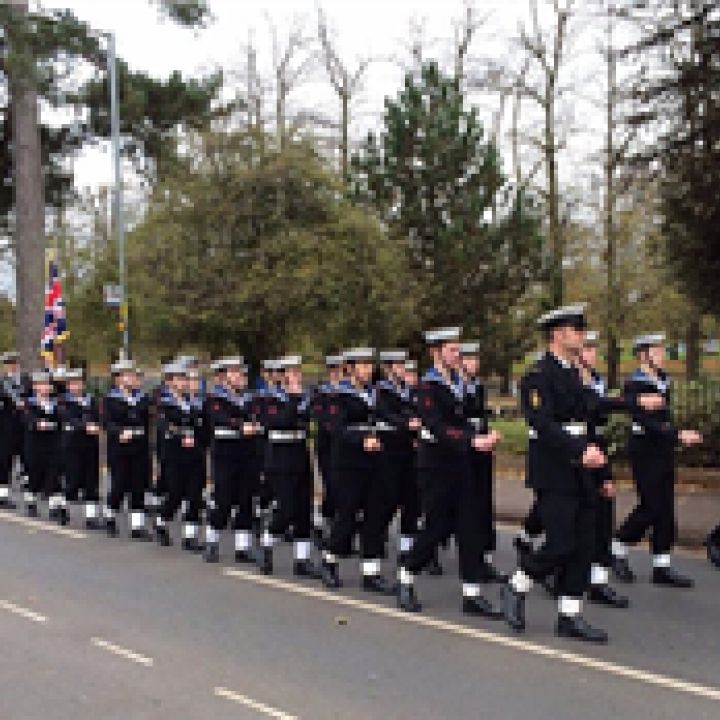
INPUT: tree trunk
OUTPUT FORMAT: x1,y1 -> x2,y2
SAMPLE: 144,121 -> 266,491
685,316 -> 701,381
340,91 -> 349,186
9,0 -> 45,372
545,86 -> 562,306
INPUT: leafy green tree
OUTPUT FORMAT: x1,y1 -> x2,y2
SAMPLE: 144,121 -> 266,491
351,61 -> 543,376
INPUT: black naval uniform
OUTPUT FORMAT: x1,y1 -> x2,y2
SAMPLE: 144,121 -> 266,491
398,369 -> 500,616
464,375 -> 501,578
260,388 -> 314,575
204,386 -> 257,561
321,382 -> 391,592
0,378 -> 18,505
502,352 -> 602,638
104,388 -> 151,537
312,382 -> 337,529
374,378 -> 420,556
613,367 -> 688,585
59,391 -> 101,527
155,391 -> 206,549
24,395 -> 62,518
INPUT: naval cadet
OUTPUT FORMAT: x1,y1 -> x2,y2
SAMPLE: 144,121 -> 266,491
611,333 -> 702,587
258,355 -> 317,577
204,357 -> 260,563
397,328 -> 502,618
459,341 -> 506,583
59,368 -> 102,529
24,370 -> 64,522
103,360 -> 152,540
320,347 -> 394,594
501,305 -> 610,643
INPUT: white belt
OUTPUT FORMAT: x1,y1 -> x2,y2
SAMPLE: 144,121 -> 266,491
63,424 -> 76,433
214,427 -> 241,439
268,430 -> 306,442
40,421 -> 57,431
562,422 -> 587,437
374,421 -> 396,432
346,424 -> 378,433
468,417 -> 485,430
528,427 -> 538,440
419,428 -> 437,443
631,423 -> 645,436
127,427 -> 144,438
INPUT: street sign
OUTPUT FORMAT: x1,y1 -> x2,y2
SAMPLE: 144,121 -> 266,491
104,284 -> 123,307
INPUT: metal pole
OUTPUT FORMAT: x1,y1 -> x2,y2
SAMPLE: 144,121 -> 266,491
107,32 -> 129,360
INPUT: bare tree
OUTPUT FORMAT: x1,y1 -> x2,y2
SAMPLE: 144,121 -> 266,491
8,0 -> 45,370
267,16 -> 316,152
317,8 -> 371,186
517,0 -> 575,306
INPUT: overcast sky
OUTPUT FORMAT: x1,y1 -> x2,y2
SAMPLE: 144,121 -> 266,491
33,0 -> 617,198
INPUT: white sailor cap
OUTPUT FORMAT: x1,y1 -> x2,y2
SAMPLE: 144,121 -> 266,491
174,354 -> 199,367
537,303 -> 587,331
343,347 -> 376,363
325,354 -> 343,368
52,365 -> 68,381
583,330 -> 600,346
263,358 -> 281,371
110,359 -> 137,375
64,368 -> 84,381
379,349 -> 407,364
423,327 -> 461,346
220,356 -> 246,371
0,351 -> 19,364
633,333 -> 666,353
31,370 -> 52,384
210,359 -> 226,373
279,355 -> 302,369
162,363 -> 186,378
459,341 -> 480,356
404,359 -> 417,371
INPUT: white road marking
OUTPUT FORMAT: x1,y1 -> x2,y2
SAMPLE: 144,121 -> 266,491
0,600 -> 48,624
223,568 -> 720,703
215,686 -> 298,720
90,637 -> 154,667
0,510 -> 87,539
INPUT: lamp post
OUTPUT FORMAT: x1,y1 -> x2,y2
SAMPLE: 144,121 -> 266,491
106,31 -> 129,360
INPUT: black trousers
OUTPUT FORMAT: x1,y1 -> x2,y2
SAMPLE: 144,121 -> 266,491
616,454 -> 676,555
521,488 -> 595,598
160,453 -> 204,524
523,496 -> 542,537
27,451 -> 61,498
208,454 -> 257,531
64,445 -> 100,502
267,470 -> 312,540
0,450 -> 12,487
325,462 -> 386,560
107,448 -> 148,511
594,495 -> 614,568
380,451 -> 420,537
472,453 -> 496,554
405,466 -> 483,583
317,437 -> 336,521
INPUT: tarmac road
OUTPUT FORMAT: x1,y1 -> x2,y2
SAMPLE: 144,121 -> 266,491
1,504 -> 719,720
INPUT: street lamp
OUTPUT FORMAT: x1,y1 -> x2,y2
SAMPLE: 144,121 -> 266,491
105,31 -> 129,360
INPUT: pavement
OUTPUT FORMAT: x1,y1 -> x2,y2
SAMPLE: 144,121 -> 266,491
2,500 -> 720,720
494,470 -> 720,547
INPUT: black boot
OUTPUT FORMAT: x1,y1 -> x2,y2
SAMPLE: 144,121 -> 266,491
397,584 -> 422,613
320,560 -> 342,589
707,535 -> 720,570
57,507 -> 69,526
611,556 -> 635,583
556,614 -> 609,644
462,595 -> 504,619
0,495 -> 16,509
588,584 -> 630,608
155,525 -> 172,547
513,536 -> 534,557
85,517 -> 103,531
27,503 -> 38,518
182,537 -> 203,553
131,527 -> 153,541
105,517 -> 117,537
258,547 -> 273,575
48,507 -> 58,522
362,574 -> 396,596
425,552 -> 443,576
294,560 -> 321,579
204,543 -> 220,563
478,561 -> 508,584
652,566 -> 694,588
500,584 -> 526,633
235,549 -> 254,564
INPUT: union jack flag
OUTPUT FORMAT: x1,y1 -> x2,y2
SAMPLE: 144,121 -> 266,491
40,257 -> 69,362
